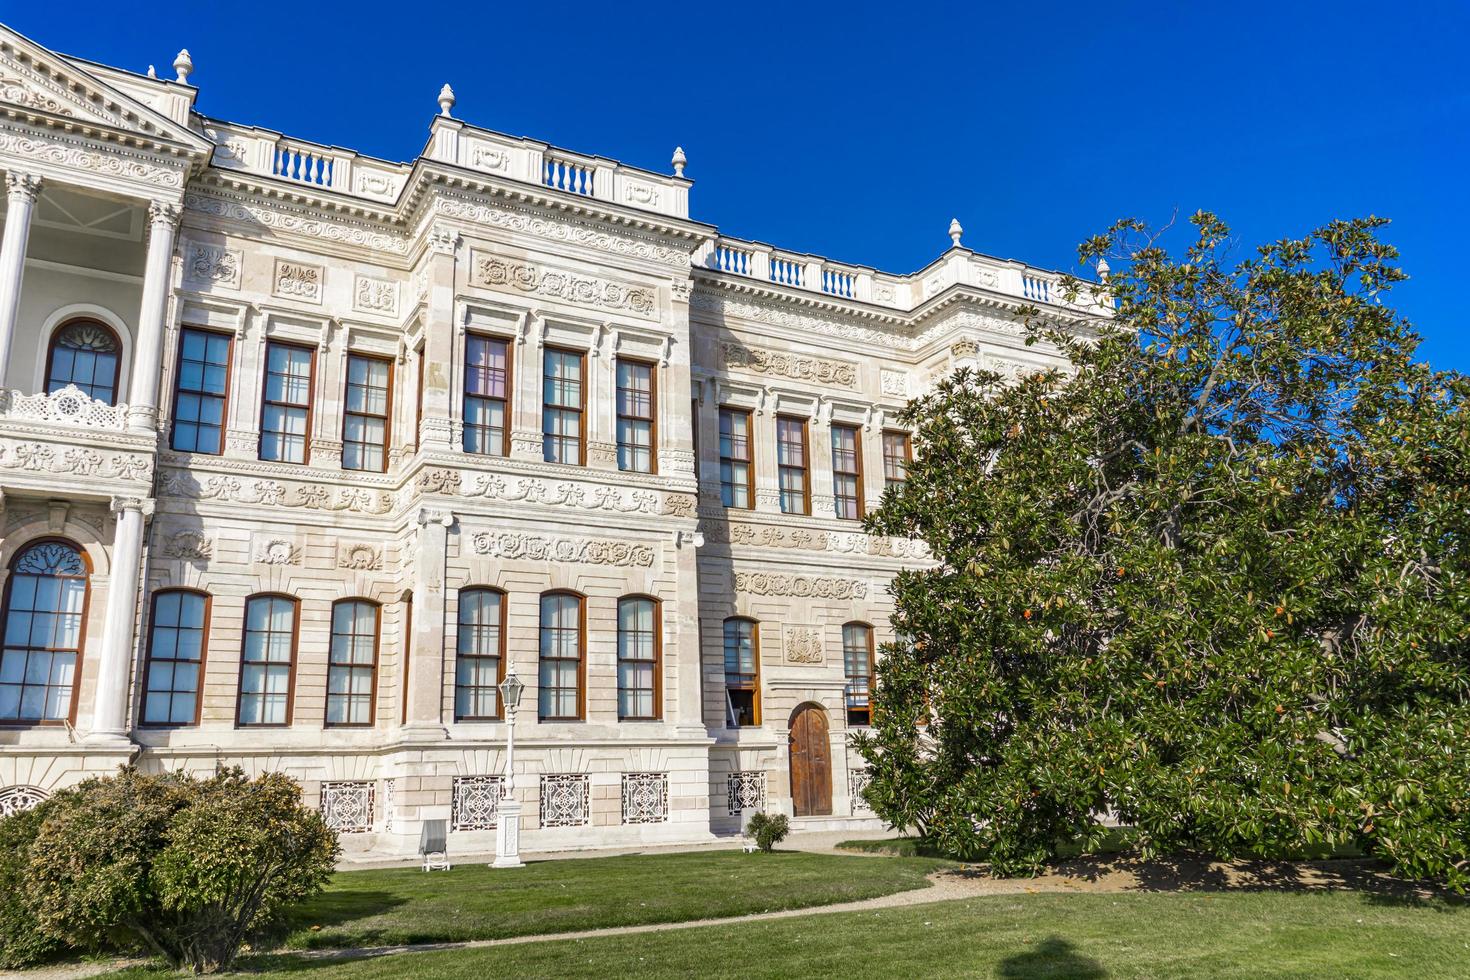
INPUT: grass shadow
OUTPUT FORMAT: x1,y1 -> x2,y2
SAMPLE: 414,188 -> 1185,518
996,936 -> 1107,979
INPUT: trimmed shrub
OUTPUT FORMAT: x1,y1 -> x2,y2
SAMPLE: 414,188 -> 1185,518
0,799 -> 63,968
746,813 -> 790,853
24,766 -> 339,974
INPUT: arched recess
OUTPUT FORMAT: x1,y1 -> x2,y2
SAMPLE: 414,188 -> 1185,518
35,303 -> 134,400
788,701 -> 833,817
0,785 -> 49,816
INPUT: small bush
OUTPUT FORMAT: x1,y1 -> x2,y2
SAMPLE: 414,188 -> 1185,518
0,800 -> 63,968
23,766 -> 339,974
746,813 -> 790,853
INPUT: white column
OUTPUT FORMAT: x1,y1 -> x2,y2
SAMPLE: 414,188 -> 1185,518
89,496 -> 153,741
0,172 -> 42,386
403,506 -> 453,736
126,201 -> 183,433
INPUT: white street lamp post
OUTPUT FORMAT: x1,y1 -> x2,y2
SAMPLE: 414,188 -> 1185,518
493,668 -> 526,869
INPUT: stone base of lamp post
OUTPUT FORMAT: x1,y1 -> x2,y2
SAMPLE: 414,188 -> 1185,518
493,797 -> 524,868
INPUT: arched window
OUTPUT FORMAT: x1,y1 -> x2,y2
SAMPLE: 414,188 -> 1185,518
46,320 -> 121,404
723,617 -> 760,728
0,541 -> 88,725
237,594 -> 296,726
617,597 -> 660,720
538,592 -> 583,720
141,589 -> 209,726
455,588 -> 504,721
842,623 -> 875,727
328,600 -> 379,727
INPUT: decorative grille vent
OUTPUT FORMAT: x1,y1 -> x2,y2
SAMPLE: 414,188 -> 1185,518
726,771 -> 766,815
540,774 -> 590,828
451,775 -> 504,831
621,772 -> 669,824
320,781 -> 374,833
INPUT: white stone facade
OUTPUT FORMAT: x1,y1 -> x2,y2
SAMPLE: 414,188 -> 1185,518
0,23 -> 1104,854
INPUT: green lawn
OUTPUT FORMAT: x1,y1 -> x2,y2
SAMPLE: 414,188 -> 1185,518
115,888 -> 1470,979
270,850 -> 946,949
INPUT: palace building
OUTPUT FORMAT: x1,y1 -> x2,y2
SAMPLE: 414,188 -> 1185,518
0,22 -> 1104,854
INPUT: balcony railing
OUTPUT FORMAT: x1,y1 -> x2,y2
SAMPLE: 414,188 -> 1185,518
0,386 -> 128,431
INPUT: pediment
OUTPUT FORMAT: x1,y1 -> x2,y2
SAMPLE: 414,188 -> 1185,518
0,25 -> 211,154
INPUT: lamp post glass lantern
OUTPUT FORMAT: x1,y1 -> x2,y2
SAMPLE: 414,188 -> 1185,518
493,668 -> 525,869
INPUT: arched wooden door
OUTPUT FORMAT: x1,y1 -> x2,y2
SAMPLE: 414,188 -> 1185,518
789,703 -> 832,817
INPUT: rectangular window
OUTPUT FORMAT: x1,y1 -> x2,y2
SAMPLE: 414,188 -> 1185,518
538,593 -> 583,720
843,624 -> 874,727
831,423 -> 864,520
464,334 -> 509,456
414,343 -> 425,449
542,347 -> 584,464
259,341 -> 313,464
343,353 -> 391,472
723,619 -> 760,728
616,359 -> 656,473
617,597 -> 659,720
777,416 -> 810,515
719,408 -> 753,509
455,589 -> 504,721
327,601 -> 378,727
171,327 -> 231,455
141,591 -> 208,726
237,596 -> 296,727
882,430 -> 911,487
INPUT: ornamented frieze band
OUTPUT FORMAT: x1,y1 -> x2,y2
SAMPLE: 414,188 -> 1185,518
735,572 -> 868,599
701,519 -> 928,559
0,439 -> 150,482
721,342 -> 857,388
470,531 -> 655,567
435,196 -> 690,268
158,470 -> 393,514
470,251 -> 656,317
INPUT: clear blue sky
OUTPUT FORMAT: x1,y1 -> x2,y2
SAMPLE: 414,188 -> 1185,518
13,1 -> 1467,370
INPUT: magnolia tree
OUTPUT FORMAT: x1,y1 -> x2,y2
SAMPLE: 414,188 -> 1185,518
854,213 -> 1470,890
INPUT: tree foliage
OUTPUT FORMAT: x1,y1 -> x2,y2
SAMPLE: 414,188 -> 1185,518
855,213 -> 1470,890
9,766 -> 339,973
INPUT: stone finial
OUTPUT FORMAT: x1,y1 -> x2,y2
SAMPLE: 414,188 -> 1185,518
173,49 -> 193,84
146,65 -> 156,79
671,146 -> 687,177
948,217 -> 963,247
438,84 -> 456,117
1096,257 -> 1111,282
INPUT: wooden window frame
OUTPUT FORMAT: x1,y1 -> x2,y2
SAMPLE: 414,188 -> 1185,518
463,332 -> 512,457
454,587 -> 507,722
541,345 -> 587,466
882,429 -> 912,487
615,357 -> 658,474
0,538 -> 92,728
414,342 -> 425,452
831,422 -> 865,520
258,339 -> 316,465
842,622 -> 876,728
719,407 -> 755,510
45,318 -> 123,406
776,415 -> 812,516
236,593 -> 299,729
138,588 -> 211,728
170,326 -> 234,456
342,351 -> 393,473
538,591 -> 586,721
616,595 -> 662,721
722,616 -> 761,728
401,591 -> 413,726
326,599 -> 380,728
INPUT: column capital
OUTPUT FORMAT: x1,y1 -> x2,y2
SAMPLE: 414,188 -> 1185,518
5,172 -> 42,205
416,506 -> 455,528
109,495 -> 156,519
147,200 -> 184,229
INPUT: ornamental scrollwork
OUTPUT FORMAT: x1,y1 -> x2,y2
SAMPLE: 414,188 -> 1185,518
159,471 -> 393,514
721,342 -> 857,389
784,626 -> 825,665
465,474 -> 661,514
735,572 -> 867,600
470,532 -> 655,568
161,530 -> 212,560
471,253 -> 656,318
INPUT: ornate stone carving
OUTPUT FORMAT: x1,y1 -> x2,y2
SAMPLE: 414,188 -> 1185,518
587,440 -> 618,465
465,474 -> 662,514
0,439 -> 150,482
471,252 -> 656,317
880,369 -> 909,398
159,471 -> 393,514
0,132 -> 183,188
338,543 -> 383,570
184,190 -> 409,255
435,196 -> 688,268
0,72 -> 72,115
255,539 -> 301,565
184,243 -> 241,289
0,385 -> 128,430
470,532 -> 655,567
621,773 -> 669,824
721,342 -> 857,388
735,572 -> 867,599
690,290 -> 904,350
161,530 -> 212,560
273,259 -> 322,303
417,468 -> 461,495
784,626 -> 825,665
701,520 -> 929,559
471,146 -> 510,173
353,275 -> 398,315
951,338 -> 979,359
5,171 -> 43,202
622,181 -> 661,208
662,493 -> 697,518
